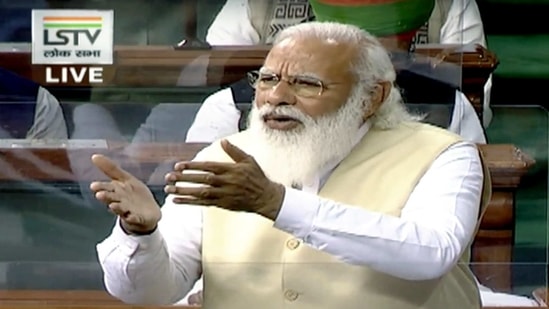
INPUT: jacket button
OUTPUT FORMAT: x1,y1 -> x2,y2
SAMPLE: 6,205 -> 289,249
286,238 -> 300,250
284,289 -> 299,301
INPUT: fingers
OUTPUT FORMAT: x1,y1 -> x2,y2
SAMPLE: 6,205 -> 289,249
172,196 -> 217,206
165,172 -> 223,186
174,161 -> 233,174
90,181 -> 116,192
123,212 -> 146,226
91,154 -> 133,181
95,190 -> 121,204
171,142 -> 251,174
91,181 -> 125,205
107,202 -> 127,216
164,185 -> 225,200
90,181 -> 123,202
107,203 -> 142,226
220,139 -> 250,162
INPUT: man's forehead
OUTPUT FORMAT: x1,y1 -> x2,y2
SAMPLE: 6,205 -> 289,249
272,36 -> 351,54
265,36 -> 356,75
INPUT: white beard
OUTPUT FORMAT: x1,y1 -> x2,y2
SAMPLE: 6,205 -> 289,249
246,89 -> 366,188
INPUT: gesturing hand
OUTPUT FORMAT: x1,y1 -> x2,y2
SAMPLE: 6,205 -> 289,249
90,154 -> 161,234
164,139 -> 285,221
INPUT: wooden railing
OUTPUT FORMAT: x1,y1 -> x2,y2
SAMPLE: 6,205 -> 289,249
0,44 -> 496,120
0,289 -> 545,308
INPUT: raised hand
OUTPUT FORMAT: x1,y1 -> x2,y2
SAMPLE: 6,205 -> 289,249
90,154 -> 161,234
164,140 -> 285,221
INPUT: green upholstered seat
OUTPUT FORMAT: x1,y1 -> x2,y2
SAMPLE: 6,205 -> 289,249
488,35 -> 549,79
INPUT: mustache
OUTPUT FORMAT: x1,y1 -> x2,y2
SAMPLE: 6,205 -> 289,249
256,105 -> 312,123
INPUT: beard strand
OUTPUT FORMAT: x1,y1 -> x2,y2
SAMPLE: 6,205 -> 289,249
245,90 -> 366,187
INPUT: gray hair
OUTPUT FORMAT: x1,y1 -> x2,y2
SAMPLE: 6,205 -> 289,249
273,22 -> 420,129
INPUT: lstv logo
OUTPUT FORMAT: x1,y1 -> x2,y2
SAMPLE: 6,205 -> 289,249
43,15 -> 103,47
31,9 -> 113,65
32,9 -> 114,83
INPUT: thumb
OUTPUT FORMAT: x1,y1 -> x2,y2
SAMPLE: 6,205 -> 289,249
91,154 -> 132,181
220,139 -> 250,162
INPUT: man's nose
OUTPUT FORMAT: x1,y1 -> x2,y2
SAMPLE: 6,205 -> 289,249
265,81 -> 297,106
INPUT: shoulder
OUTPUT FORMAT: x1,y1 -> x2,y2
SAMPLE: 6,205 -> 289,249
362,122 -> 463,155
441,140 -> 480,161
410,121 -> 462,138
34,86 -> 65,124
203,87 -> 234,105
36,86 -> 61,108
229,78 -> 255,103
213,0 -> 249,15
428,140 -> 484,187
398,123 -> 477,166
198,87 -> 239,115
394,122 -> 464,146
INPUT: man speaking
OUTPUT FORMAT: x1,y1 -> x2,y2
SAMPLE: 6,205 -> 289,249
92,21 -> 489,309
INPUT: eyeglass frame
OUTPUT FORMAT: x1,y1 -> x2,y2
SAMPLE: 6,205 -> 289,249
246,70 -> 339,98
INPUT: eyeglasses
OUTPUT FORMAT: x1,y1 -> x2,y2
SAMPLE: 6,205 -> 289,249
247,70 -> 328,98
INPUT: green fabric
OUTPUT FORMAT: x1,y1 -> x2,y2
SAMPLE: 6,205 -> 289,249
485,106 -> 548,295
309,0 -> 435,36
488,35 -> 549,79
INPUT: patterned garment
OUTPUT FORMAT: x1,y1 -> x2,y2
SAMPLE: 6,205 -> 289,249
266,0 -> 315,43
264,0 -> 432,47
413,23 -> 430,45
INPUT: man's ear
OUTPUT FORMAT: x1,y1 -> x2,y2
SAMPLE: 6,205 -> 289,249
363,81 -> 391,119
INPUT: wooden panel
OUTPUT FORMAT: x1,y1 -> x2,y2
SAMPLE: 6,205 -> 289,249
0,304 -> 544,308
0,142 -> 209,182
0,290 -> 121,306
0,45 -> 269,89
478,144 -> 535,188
0,307 -> 192,309
0,143 -> 532,184
471,145 -> 534,291
0,44 -> 496,119
0,304 -> 545,308
479,191 -> 514,230
0,290 -> 545,308
471,229 -> 514,292
0,290 -> 195,307
474,190 -> 514,290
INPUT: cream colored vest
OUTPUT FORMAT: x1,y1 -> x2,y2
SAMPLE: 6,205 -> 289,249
198,122 -> 491,309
